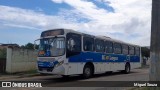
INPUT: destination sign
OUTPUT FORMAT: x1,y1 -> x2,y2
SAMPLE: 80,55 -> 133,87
41,29 -> 64,37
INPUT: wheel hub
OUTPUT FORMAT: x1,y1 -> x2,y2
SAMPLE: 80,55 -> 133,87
85,68 -> 91,76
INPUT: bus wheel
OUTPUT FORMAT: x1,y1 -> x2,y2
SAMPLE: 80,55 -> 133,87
124,63 -> 130,74
83,65 -> 92,78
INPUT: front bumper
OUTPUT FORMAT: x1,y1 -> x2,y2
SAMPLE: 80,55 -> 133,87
38,65 -> 65,75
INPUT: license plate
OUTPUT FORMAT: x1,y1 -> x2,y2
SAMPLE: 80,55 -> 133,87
42,69 -> 47,72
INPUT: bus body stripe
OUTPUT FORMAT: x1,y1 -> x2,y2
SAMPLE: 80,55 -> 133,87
68,52 -> 140,62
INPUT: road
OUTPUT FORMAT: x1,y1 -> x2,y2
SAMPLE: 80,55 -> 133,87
0,68 -> 149,90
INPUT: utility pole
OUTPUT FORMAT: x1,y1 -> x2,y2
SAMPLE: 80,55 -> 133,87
150,0 -> 160,81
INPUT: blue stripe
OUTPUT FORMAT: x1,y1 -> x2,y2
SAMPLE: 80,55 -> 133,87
69,52 -> 140,62
37,61 -> 58,67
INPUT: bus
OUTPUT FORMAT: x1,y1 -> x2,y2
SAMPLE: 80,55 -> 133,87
35,29 -> 141,78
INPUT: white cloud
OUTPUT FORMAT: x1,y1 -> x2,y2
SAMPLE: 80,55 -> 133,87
52,0 -> 64,3
0,5 -> 79,30
3,23 -> 41,30
51,0 -> 151,46
0,0 -> 152,46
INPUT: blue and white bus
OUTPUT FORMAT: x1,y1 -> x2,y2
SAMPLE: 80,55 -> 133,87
35,29 -> 141,78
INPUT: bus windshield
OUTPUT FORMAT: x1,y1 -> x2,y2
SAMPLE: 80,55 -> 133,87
38,37 -> 65,57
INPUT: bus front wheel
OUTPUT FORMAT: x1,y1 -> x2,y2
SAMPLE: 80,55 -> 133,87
83,64 -> 93,78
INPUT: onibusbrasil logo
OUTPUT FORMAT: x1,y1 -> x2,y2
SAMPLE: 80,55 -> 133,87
2,82 -> 42,87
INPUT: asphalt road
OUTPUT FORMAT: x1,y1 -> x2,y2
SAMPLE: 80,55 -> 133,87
0,68 -> 149,90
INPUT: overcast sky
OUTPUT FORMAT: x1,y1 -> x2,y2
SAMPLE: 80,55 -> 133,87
0,0 -> 151,46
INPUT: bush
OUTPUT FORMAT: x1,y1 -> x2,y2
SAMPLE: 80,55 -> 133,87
0,48 -> 7,58
141,47 -> 150,57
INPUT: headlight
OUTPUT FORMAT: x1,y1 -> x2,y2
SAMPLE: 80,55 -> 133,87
55,60 -> 64,67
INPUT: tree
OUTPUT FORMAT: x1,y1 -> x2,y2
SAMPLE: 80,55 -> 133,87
21,43 -> 39,50
20,45 -> 25,49
0,48 -> 6,58
25,43 -> 34,49
141,47 -> 150,57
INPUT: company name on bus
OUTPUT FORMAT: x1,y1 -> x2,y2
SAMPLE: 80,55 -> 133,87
102,55 -> 118,61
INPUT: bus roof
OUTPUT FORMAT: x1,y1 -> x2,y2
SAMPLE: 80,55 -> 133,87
43,28 -> 140,47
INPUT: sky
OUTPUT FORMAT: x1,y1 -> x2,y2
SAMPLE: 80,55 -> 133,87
0,0 -> 151,46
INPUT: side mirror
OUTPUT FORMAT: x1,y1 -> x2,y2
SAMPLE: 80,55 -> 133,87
34,39 -> 40,51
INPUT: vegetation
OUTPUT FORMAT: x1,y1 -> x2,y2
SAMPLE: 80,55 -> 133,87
21,43 -> 39,50
0,48 -> 7,58
0,42 -> 38,58
141,47 -> 150,57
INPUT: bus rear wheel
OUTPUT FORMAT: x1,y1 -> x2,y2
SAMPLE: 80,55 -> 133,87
83,65 -> 93,79
123,63 -> 130,74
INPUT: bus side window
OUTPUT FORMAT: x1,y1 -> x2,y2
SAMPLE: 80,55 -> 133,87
105,41 -> 113,53
129,46 -> 135,55
95,39 -> 104,52
135,47 -> 140,56
122,44 -> 129,55
83,36 -> 94,51
66,33 -> 81,57
114,43 -> 122,54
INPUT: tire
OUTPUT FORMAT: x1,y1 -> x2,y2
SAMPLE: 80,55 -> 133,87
83,65 -> 93,79
124,64 -> 130,74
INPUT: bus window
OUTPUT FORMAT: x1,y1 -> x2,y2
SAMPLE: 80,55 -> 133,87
135,47 -> 140,56
95,39 -> 104,52
122,44 -> 129,55
114,43 -> 122,54
50,38 -> 65,56
129,46 -> 135,55
66,33 -> 81,57
105,41 -> 113,53
83,36 -> 94,51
